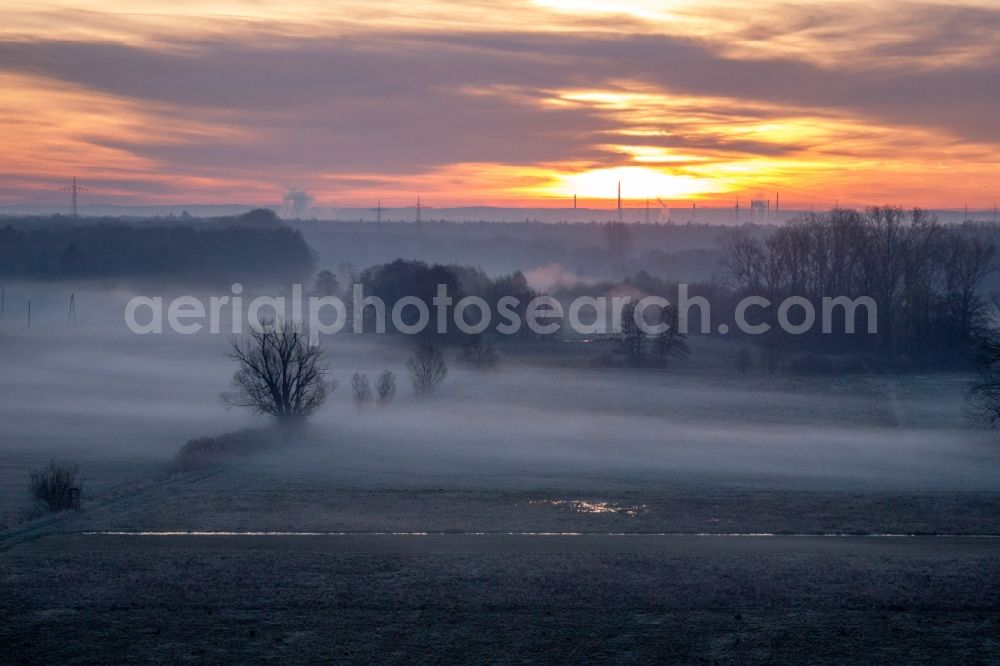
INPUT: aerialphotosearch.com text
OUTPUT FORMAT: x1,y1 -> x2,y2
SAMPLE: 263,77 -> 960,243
124,283 -> 877,344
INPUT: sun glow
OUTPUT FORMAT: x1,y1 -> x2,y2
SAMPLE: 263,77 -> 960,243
0,0 -> 997,208
549,166 -> 723,201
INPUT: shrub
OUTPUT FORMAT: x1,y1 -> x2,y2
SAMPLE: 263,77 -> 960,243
408,342 -> 447,395
173,428 -> 277,472
351,373 -> 373,404
375,371 -> 396,404
30,461 -> 80,512
760,343 -> 786,374
457,336 -> 499,371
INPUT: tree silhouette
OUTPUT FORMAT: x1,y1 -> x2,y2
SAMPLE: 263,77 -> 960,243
375,371 -> 397,404
652,304 -> 689,363
351,372 -> 373,404
407,343 -> 448,395
313,269 -> 340,297
223,321 -> 332,423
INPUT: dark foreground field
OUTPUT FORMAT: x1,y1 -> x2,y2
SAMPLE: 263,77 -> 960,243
3,318 -> 1000,662
3,532 -> 1000,663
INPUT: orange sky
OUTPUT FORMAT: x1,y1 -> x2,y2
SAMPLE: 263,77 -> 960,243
0,0 -> 998,211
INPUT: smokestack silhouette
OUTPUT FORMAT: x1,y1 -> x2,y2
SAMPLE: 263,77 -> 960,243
617,181 -> 622,223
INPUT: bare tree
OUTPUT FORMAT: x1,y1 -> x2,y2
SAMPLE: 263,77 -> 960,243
223,320 -> 332,423
30,461 -> 79,512
941,229 -> 995,343
375,371 -> 396,404
719,207 -> 993,364
407,342 -> 447,395
604,222 -> 633,276
718,229 -> 765,292
457,334 -> 499,370
969,328 -> 1000,425
351,372 -> 373,404
617,302 -> 644,364
651,304 -> 689,364
313,269 -> 340,297
760,337 -> 787,374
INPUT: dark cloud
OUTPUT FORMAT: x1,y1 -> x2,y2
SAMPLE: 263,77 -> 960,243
0,37 -> 619,173
0,11 -> 997,185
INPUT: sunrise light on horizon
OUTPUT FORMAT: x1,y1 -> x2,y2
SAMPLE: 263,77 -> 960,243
0,0 -> 998,211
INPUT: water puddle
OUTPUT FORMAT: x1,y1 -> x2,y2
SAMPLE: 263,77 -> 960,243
530,499 -> 647,517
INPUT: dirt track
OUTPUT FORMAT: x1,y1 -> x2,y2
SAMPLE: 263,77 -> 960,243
51,531 -> 1000,555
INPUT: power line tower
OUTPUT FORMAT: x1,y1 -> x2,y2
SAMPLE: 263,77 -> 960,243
61,177 -> 88,217
371,200 -> 383,223
409,196 -> 433,232
68,293 -> 77,326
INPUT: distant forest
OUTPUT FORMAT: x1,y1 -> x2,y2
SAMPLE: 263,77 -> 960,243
0,210 -> 314,284
295,219 -> 736,282
0,213 -> 757,285
5,206 -> 1000,369
717,208 -> 999,367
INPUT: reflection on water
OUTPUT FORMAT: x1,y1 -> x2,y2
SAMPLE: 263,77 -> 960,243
532,499 -> 647,517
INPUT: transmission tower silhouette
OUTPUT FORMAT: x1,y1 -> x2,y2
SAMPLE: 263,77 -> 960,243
61,177 -> 88,217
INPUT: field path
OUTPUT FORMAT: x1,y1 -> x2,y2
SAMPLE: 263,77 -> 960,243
49,531 -> 1000,556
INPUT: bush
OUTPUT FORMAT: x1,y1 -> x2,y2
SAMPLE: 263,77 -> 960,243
375,371 -> 396,404
760,343 -> 787,374
173,428 -> 277,472
408,343 -> 447,395
351,373 -> 373,404
457,336 -> 500,371
30,461 -> 80,512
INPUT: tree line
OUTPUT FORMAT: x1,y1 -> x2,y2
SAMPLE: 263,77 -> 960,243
0,213 -> 314,284
719,207 -> 995,367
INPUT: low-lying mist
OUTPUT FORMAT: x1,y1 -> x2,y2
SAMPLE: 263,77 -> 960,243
1,284 -> 998,519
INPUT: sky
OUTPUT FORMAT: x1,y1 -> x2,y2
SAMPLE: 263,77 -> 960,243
0,0 -> 998,211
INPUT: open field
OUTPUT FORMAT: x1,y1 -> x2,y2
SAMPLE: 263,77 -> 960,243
3,533 -> 1000,663
3,287 -> 1000,661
